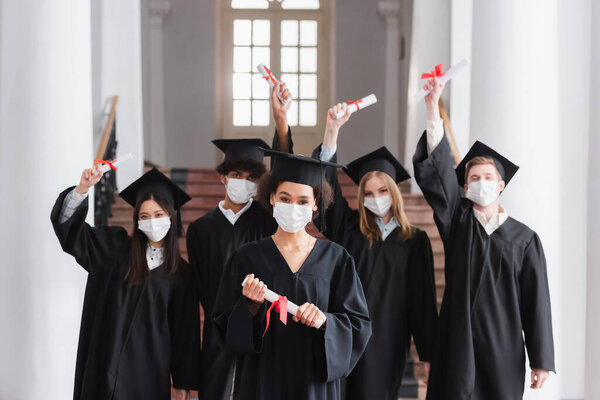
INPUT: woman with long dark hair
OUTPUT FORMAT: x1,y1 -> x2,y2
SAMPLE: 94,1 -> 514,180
311,104 -> 439,400
51,166 -> 200,400
212,150 -> 372,400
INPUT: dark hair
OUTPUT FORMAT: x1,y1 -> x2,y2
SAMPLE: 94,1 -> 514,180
257,173 -> 334,219
126,192 -> 181,285
216,158 -> 267,179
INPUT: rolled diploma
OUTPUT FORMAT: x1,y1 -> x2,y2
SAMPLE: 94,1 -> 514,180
241,276 -> 324,329
334,94 -> 377,119
413,58 -> 469,102
96,153 -> 134,175
256,63 -> 292,106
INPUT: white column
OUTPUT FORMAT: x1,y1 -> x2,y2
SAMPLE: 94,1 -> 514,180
0,1 -> 93,399
377,1 -> 400,157
449,0 -> 473,156
470,1 -> 564,399
146,0 -> 171,166
97,0 -> 145,188
585,1 -> 600,398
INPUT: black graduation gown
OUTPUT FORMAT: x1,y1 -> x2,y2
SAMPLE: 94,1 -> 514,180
186,202 -> 277,399
212,237 -> 372,400
311,146 -> 438,400
186,130 -> 291,400
51,187 -> 201,400
412,133 -> 555,400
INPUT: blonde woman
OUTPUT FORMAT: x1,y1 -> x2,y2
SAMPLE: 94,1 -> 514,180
312,104 -> 438,400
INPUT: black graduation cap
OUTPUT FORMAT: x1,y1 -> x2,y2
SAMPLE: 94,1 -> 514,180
212,138 -> 270,163
261,148 -> 344,232
344,146 -> 411,185
119,168 -> 191,210
455,141 -> 519,186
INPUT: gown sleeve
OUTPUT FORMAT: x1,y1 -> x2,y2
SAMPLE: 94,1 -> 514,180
311,144 -> 359,242
519,233 -> 555,372
186,222 -> 206,305
407,229 -> 438,362
320,249 -> 372,382
169,261 -> 202,390
50,186 -> 129,273
212,251 -> 267,356
412,132 -> 462,244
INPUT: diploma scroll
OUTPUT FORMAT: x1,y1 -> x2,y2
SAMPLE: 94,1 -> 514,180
333,94 -> 377,119
257,64 -> 292,106
95,153 -> 134,176
241,276 -> 325,329
413,58 -> 469,102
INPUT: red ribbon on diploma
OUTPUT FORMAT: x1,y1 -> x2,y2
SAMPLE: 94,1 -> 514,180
421,64 -> 446,79
348,99 -> 363,110
94,159 -> 117,171
263,295 -> 288,336
262,65 -> 278,85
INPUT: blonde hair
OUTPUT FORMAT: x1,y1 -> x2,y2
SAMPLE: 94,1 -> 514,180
357,171 -> 414,245
465,156 -> 502,182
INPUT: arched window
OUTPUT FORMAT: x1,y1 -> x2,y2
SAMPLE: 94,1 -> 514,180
220,0 -> 331,153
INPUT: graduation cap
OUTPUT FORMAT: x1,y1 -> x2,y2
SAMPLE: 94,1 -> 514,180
261,148 -> 344,232
119,168 -> 192,235
212,138 -> 270,163
455,141 -> 519,186
344,146 -> 411,185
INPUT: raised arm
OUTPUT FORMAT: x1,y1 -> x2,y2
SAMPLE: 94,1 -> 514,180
50,165 -> 128,273
272,82 -> 293,153
412,77 -> 462,243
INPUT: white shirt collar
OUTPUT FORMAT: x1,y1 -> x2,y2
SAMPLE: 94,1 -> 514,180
472,205 -> 508,235
218,199 -> 253,225
375,217 -> 400,240
146,244 -> 164,270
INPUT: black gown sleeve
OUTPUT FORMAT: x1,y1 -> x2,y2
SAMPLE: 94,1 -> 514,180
213,251 -> 267,356
311,144 -> 359,241
412,132 -> 462,244
169,261 -> 202,390
407,229 -> 438,362
320,250 -> 372,382
50,186 -> 128,273
519,233 -> 555,372
186,222 -> 205,304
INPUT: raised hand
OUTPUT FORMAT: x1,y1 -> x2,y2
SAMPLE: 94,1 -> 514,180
75,164 -> 103,194
424,76 -> 445,121
323,103 -> 351,148
271,82 -> 291,122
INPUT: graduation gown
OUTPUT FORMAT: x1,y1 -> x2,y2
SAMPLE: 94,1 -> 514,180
311,146 -> 438,400
51,187 -> 201,400
212,237 -> 372,400
412,133 -> 555,400
186,130 -> 291,400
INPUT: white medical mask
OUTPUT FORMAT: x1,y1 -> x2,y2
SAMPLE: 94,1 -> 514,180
226,178 -> 257,204
138,217 -> 171,242
466,180 -> 499,206
363,195 -> 392,217
273,202 -> 313,233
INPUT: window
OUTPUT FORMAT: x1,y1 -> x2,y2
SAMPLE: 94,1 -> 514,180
221,0 -> 330,154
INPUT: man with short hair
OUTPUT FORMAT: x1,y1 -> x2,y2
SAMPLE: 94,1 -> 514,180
412,77 -> 555,400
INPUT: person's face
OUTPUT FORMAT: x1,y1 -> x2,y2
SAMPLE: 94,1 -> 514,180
464,164 -> 505,193
363,175 -> 389,199
219,170 -> 260,185
270,181 -> 318,212
138,199 -> 169,221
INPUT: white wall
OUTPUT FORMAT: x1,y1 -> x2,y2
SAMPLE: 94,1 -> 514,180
91,0 -> 145,188
585,1 -> 600,398
0,1 -> 93,398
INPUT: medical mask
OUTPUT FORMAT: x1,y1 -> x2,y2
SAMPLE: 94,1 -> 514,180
364,195 -> 392,217
226,178 -> 257,204
273,202 -> 313,233
138,217 -> 171,242
466,180 -> 499,206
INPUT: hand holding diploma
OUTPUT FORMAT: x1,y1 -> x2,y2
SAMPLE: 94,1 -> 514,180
333,94 -> 377,119
257,64 -> 292,106
76,164 -> 103,195
414,59 -> 469,102
242,274 -> 326,330
94,153 -> 134,176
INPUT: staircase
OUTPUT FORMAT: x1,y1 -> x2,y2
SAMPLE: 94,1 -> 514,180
108,168 -> 445,400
